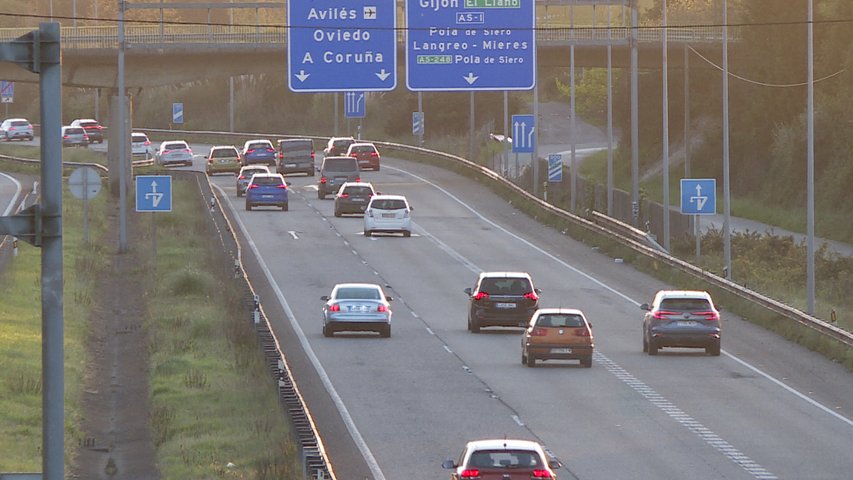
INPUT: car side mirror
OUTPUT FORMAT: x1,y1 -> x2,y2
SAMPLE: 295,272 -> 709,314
463,287 -> 472,296
548,459 -> 563,470
640,303 -> 650,311
409,205 -> 414,211
441,459 -> 456,470
321,295 -> 330,301
534,288 -> 542,294
286,181 -> 292,186
376,191 -> 382,195
385,296 -> 393,302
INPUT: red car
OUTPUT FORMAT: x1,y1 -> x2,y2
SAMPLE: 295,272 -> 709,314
443,439 -> 562,479
346,142 -> 381,171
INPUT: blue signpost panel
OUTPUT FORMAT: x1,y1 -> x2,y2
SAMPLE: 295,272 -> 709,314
412,111 -> 425,135
288,1 -> 397,92
680,178 -> 716,215
0,80 -> 13,103
344,91 -> 366,118
548,154 -> 562,182
406,0 -> 535,91
511,114 -> 535,153
172,103 -> 183,124
136,175 -> 173,212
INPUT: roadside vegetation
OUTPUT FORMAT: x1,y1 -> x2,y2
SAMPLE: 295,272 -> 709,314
0,154 -> 301,476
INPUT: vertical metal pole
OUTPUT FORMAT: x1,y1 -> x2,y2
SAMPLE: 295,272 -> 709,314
417,91 -> 424,146
570,44 -> 577,211
695,214 -> 701,260
684,43 -> 690,178
159,0 -> 164,40
39,22 -> 64,480
73,0 -> 77,28
662,0 -> 671,251
503,91 -> 509,177
533,80 -> 539,196
607,6 -> 614,215
334,92 -> 339,136
631,0 -> 640,226
806,0 -> 815,313
722,0 -> 732,280
82,174 -> 89,244
469,91 -> 475,161
229,77 -> 235,132
118,0 -> 128,253
94,88 -> 100,122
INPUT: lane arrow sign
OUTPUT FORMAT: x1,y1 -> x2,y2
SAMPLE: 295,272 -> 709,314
376,69 -> 391,81
463,73 -> 479,85
295,70 -> 310,82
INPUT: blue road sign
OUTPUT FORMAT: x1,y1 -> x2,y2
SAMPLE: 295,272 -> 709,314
548,154 -> 562,182
412,111 -> 424,135
136,175 -> 173,212
406,0 -> 536,91
344,91 -> 366,118
172,103 -> 184,124
511,114 -> 535,153
288,0 -> 397,92
680,178 -> 716,215
0,80 -> 13,103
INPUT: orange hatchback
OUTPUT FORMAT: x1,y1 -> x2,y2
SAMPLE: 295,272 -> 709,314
521,308 -> 594,368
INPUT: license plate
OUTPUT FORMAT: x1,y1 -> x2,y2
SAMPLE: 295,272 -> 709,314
285,163 -> 296,167
381,213 -> 395,218
352,198 -> 364,202
496,302 -> 516,309
262,195 -> 274,199
552,348 -> 572,354
218,159 -> 230,163
677,321 -> 697,327
347,305 -> 368,312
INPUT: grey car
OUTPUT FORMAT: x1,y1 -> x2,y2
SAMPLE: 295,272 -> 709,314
321,283 -> 392,337
1,118 -> 34,141
334,182 -> 376,216
61,126 -> 89,147
277,138 -> 315,176
642,290 -> 721,356
317,156 -> 360,200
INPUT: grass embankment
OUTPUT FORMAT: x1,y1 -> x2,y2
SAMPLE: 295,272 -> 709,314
0,153 -> 301,476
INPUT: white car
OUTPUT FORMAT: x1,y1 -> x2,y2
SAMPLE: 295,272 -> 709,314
1,118 -> 34,141
156,140 -> 193,167
363,194 -> 413,238
131,132 -> 154,159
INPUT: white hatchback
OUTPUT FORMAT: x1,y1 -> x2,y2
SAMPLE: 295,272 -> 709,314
131,132 -> 153,158
363,194 -> 412,238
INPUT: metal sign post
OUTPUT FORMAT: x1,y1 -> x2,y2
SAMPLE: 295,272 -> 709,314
68,167 -> 103,245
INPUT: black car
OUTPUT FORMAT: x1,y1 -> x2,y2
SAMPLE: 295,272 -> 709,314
317,156 -> 360,200
277,138 -> 315,176
464,272 -> 541,333
334,182 -> 377,216
642,290 -> 721,356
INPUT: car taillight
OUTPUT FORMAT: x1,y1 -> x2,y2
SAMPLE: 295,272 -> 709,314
277,184 -> 287,189
355,176 -> 361,182
532,469 -> 553,479
62,135 -> 69,139
267,148 -> 275,152
238,175 -> 246,180
95,125 -> 103,130
208,159 -> 213,164
350,153 -> 358,158
653,310 -> 678,319
320,177 -> 327,184
695,311 -> 720,321
247,149 -> 255,154
377,305 -> 387,312
473,292 -> 489,301
144,140 -> 150,146
163,150 -> 172,154
460,469 -> 480,479
278,153 -> 284,159
329,304 -> 340,312
248,184 -> 258,189
370,152 -> 378,157
523,291 -> 538,301
339,193 -> 349,198
575,328 -> 592,337
530,327 -> 548,336
311,152 -> 315,158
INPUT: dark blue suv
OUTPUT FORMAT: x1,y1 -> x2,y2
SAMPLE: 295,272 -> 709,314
241,139 -> 277,166
245,173 -> 289,211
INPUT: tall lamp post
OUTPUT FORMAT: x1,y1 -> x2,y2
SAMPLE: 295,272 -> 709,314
722,0 -> 732,280
806,0 -> 815,313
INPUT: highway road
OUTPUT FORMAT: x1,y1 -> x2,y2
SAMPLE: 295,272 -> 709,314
201,153 -> 853,480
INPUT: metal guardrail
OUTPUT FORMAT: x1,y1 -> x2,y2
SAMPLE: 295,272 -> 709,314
0,153 -> 109,173
138,127 -> 853,350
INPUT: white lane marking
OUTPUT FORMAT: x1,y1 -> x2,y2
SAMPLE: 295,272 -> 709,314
386,164 -> 853,426
595,351 -> 777,479
0,172 -> 23,216
425,327 -> 434,335
512,415 -> 525,427
212,183 -> 386,480
288,231 -> 299,240
443,345 -> 453,354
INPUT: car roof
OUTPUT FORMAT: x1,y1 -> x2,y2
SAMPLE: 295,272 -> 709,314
333,283 -> 383,290
72,118 -> 98,122
240,165 -> 269,171
278,138 -> 312,144
348,142 -> 375,148
330,136 -> 355,141
479,271 -> 533,280
655,290 -> 712,299
534,308 -> 585,316
465,439 -> 545,452
248,172 -> 282,178
3,118 -> 29,123
340,181 -> 373,188
211,145 -> 237,150
162,140 -> 188,146
244,139 -> 272,145
369,194 -> 407,201
131,132 -> 148,136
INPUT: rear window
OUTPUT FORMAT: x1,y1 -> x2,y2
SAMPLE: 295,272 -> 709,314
280,140 -> 313,152
211,148 -> 238,158
132,134 -> 148,142
333,139 -> 354,148
79,121 -> 99,127
241,168 -> 267,176
536,314 -> 584,328
479,277 -> 532,295
344,186 -> 374,196
660,298 -> 712,311
11,121 -> 30,127
335,287 -> 381,300
351,145 -> 376,153
64,127 -> 85,135
164,142 -> 188,150
323,158 -> 358,171
468,450 -> 541,469
251,176 -> 283,186
247,142 -> 271,150
370,199 -> 407,210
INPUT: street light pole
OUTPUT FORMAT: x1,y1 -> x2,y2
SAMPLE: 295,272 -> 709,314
806,0 -> 816,313
118,0 -> 128,253
662,0 -> 671,251
722,0 -> 732,280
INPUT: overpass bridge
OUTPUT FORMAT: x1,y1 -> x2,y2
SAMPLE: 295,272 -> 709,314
0,24 -> 734,88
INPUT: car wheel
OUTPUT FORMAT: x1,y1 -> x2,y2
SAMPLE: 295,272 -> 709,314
323,324 -> 333,338
236,190 -> 243,198
380,325 -> 391,338
526,354 -> 536,367
403,230 -> 411,238
364,230 -> 371,237
334,209 -> 342,217
648,338 -> 659,356
469,317 -> 480,334
521,350 -> 527,365
245,202 -> 252,211
319,191 -> 325,200
581,356 -> 593,368
707,340 -> 721,356
282,203 -> 288,212
642,334 -> 648,353
308,170 -> 315,177
374,165 -> 381,171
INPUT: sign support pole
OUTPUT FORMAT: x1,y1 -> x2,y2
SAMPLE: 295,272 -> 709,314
82,173 -> 89,244
417,92 -> 424,146
503,91 -> 509,177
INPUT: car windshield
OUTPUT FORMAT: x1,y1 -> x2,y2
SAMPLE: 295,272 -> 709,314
211,148 -> 237,158
251,176 -> 283,186
370,199 -> 407,210
323,158 -> 357,171
479,278 -> 532,295
660,298 -> 712,311
537,314 -> 584,328
344,186 -> 373,196
335,287 -> 381,300
468,450 -> 541,469
11,121 -> 29,127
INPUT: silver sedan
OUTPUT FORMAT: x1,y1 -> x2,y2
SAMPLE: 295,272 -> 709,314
321,283 -> 393,338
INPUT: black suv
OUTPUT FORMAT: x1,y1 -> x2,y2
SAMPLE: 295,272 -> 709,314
317,156 -> 360,200
334,182 -> 377,216
464,272 -> 541,333
641,290 -> 721,356
277,138 -> 315,176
